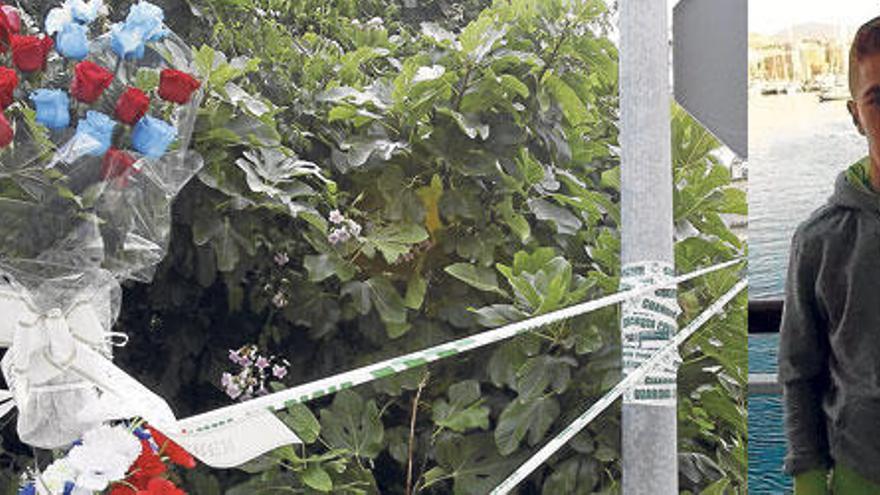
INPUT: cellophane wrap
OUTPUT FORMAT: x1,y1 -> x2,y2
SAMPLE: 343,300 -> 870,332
0,21 -> 204,448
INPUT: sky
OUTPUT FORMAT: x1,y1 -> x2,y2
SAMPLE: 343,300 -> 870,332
748,0 -> 880,35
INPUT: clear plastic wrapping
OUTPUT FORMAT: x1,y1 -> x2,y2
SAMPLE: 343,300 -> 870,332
0,11 -> 204,448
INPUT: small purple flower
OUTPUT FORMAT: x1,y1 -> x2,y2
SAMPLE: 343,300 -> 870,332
332,227 -> 350,243
272,364 -> 288,379
328,230 -> 341,245
225,382 -> 242,400
255,356 -> 270,370
228,349 -> 240,364
272,292 -> 288,308
347,220 -> 362,237
329,209 -> 344,224
274,252 -> 289,266
221,372 -> 233,388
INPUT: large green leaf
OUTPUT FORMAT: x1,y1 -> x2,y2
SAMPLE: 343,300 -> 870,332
362,223 -> 429,264
320,390 -> 385,460
444,263 -> 508,296
432,380 -> 490,433
494,395 -> 560,455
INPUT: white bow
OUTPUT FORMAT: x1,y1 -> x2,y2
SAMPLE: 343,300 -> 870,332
0,285 -> 299,466
0,287 -> 175,448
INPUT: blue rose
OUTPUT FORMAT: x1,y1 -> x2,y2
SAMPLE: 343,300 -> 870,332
109,22 -> 145,60
69,0 -> 103,24
109,1 -> 168,60
131,116 -> 176,158
45,0 -> 103,35
55,22 -> 89,60
30,90 -> 70,129
125,1 -> 168,42
73,111 -> 115,157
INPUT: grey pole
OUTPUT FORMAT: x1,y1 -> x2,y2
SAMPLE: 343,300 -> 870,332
619,0 -> 677,494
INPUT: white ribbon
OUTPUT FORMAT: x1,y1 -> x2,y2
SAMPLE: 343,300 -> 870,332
0,287 -> 118,447
0,283 -> 300,465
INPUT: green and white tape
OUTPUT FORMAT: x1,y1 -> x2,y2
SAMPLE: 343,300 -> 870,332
490,278 -> 747,494
171,258 -> 743,465
620,261 -> 681,405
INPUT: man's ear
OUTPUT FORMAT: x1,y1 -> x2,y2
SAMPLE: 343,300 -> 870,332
849,100 -> 866,135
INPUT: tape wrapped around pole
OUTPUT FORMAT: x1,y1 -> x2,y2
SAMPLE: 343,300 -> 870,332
490,278 -> 748,494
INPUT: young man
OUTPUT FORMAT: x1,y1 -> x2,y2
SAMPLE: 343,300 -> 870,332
780,16 -> 880,495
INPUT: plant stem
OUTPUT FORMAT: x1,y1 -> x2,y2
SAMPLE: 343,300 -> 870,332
405,371 -> 429,495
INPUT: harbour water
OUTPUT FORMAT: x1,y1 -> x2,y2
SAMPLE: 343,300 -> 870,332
748,92 -> 865,493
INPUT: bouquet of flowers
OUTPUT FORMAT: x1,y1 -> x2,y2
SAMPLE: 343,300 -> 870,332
0,0 -> 204,455
16,422 -> 195,495
0,0 -> 203,276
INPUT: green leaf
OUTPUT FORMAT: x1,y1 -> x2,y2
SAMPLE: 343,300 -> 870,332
499,74 -> 530,99
494,396 -> 560,455
405,274 -> 428,310
497,198 -> 531,243
301,464 -> 333,492
432,380 -> 490,433
435,433 -> 527,495
422,466 -> 449,489
134,68 -> 160,92
445,263 -> 507,296
342,280 -> 372,315
363,223 -> 429,264
541,457 -> 598,495
437,107 -> 490,140
544,73 -> 591,127
320,390 -> 385,460
699,477 -> 730,495
515,354 -> 576,398
527,198 -> 582,235
365,276 -> 409,336
193,45 -> 217,79
304,253 -> 355,282
472,304 -> 528,327
282,403 -> 321,444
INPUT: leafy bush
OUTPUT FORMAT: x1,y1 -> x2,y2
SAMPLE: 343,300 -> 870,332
0,1 -> 746,494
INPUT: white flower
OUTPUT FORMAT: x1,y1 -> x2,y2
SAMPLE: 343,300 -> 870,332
67,444 -> 131,490
346,219 -> 362,237
62,425 -> 139,491
35,459 -> 76,495
329,209 -> 345,224
81,424 -> 140,461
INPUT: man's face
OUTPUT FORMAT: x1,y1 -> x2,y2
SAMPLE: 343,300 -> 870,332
848,52 -> 880,168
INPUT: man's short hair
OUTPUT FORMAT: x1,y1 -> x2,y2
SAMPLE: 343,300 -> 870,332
850,16 -> 880,97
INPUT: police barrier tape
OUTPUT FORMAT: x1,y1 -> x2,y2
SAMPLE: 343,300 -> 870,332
166,258 -> 744,468
491,278 -> 748,494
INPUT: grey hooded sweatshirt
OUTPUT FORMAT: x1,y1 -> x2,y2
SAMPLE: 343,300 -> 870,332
779,169 -> 880,484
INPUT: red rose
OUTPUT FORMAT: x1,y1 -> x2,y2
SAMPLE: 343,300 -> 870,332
115,87 -> 150,125
11,34 -> 52,72
0,5 -> 20,53
147,425 -> 196,469
158,69 -> 201,104
0,112 -> 12,148
136,478 -> 186,495
0,66 -> 17,109
101,148 -> 139,187
71,61 -> 114,104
